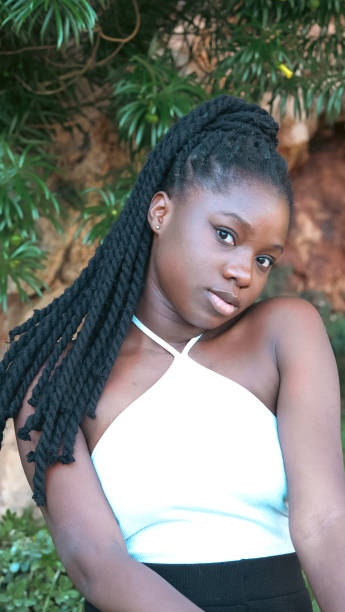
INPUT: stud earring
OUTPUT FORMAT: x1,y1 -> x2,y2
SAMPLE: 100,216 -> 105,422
155,225 -> 160,229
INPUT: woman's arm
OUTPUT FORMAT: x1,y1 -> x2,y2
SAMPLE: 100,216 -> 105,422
14,354 -> 204,612
274,297 -> 345,612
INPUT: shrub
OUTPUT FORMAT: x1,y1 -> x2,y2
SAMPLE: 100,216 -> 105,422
0,508 -> 83,611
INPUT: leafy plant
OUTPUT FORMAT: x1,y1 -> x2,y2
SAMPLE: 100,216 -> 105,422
209,1 -> 345,120
73,165 -> 138,244
0,140 -> 61,235
0,508 -> 84,611
111,52 -> 207,154
1,0 -> 98,48
0,140 -> 63,312
0,236 -> 49,313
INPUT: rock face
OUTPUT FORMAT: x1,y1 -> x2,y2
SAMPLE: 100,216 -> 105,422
283,123 -> 345,310
267,92 -> 319,172
0,422 -> 34,516
1,111 -> 344,514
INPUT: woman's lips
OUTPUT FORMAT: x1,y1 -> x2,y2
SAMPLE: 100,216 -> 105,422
207,289 -> 239,316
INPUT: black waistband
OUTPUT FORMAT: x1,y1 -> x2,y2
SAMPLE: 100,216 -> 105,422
142,553 -> 306,603
84,553 -> 312,612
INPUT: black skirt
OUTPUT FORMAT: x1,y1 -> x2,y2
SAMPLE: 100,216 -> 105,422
84,552 -> 313,611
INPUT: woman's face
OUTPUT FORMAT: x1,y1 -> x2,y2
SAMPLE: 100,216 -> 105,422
147,179 -> 290,330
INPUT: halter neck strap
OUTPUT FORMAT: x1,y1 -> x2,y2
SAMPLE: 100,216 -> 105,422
132,314 -> 203,357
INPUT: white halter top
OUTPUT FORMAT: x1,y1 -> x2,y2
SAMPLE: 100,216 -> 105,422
91,314 -> 295,563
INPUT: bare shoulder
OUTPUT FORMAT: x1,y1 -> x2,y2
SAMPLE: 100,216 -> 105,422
250,295 -> 322,322
246,296 -> 326,344
255,295 -> 337,390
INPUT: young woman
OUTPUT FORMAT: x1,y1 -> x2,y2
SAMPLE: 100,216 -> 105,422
1,95 -> 345,612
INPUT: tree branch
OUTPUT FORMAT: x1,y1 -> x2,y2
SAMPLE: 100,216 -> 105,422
0,44 -> 56,55
95,0 -> 140,44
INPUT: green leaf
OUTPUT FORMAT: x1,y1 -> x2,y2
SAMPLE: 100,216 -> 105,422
316,91 -> 325,116
40,4 -> 54,43
55,3 -> 64,49
326,91 -> 335,118
334,85 -> 344,118
19,273 -> 44,296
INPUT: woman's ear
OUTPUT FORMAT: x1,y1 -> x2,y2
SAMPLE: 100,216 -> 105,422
147,191 -> 172,234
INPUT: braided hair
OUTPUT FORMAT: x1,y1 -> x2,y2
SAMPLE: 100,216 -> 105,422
0,95 -> 293,506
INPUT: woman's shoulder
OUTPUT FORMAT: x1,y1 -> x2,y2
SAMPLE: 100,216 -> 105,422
252,294 -> 320,316
246,296 -> 332,378
232,296 -> 327,366
247,295 -> 324,338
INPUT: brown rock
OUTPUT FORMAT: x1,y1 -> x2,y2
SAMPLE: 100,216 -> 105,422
0,422 -> 35,517
284,126 -> 345,310
262,93 -> 319,171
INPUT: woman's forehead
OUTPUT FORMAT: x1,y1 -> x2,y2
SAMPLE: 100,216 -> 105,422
177,181 -> 289,218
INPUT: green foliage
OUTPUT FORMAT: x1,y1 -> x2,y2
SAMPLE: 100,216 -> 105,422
0,61 -> 73,149
207,0 -> 345,120
0,237 -> 49,313
112,53 -> 207,154
74,166 -> 137,244
0,140 -> 63,312
1,0 -> 99,48
0,141 -> 61,235
0,508 -> 84,611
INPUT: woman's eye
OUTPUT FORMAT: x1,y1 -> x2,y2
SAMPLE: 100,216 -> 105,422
256,256 -> 274,269
216,229 -> 235,245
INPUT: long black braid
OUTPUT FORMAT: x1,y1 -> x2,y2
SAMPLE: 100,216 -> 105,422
0,95 -> 293,506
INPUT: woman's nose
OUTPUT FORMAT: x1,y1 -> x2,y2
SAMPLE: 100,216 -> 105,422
222,249 -> 253,287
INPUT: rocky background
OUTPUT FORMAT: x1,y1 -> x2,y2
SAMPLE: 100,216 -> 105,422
1,99 -> 344,515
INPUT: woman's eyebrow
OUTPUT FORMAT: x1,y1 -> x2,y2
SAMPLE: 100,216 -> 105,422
218,211 -> 252,231
267,244 -> 284,253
